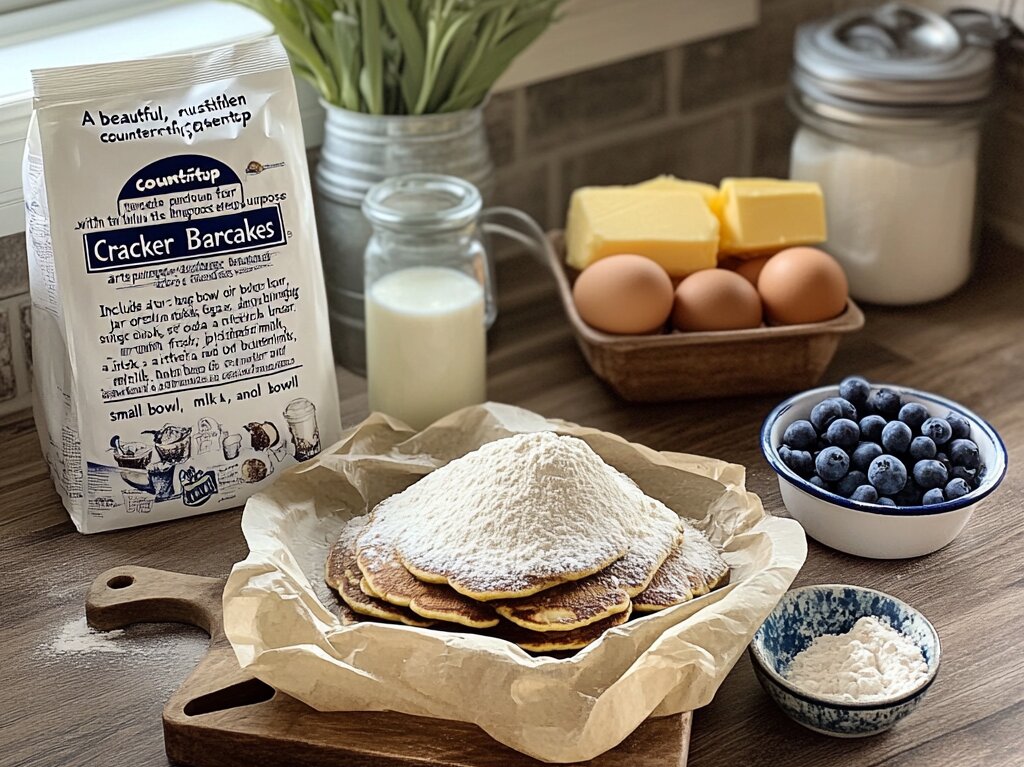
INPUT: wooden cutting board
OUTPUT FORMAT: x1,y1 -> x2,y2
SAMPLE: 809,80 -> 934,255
85,565 -> 691,767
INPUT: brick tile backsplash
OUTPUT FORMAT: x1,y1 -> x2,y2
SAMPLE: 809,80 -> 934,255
493,162 -> 550,231
525,53 -> 667,153
561,110 -> 745,201
484,90 -> 518,168
0,306 -> 14,402
679,0 -> 825,110
0,234 -> 28,300
752,92 -> 798,178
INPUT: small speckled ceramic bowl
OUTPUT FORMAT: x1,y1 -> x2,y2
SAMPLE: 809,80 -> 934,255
748,584 -> 940,738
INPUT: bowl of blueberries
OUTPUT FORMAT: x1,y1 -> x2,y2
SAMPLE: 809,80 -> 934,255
761,377 -> 1007,558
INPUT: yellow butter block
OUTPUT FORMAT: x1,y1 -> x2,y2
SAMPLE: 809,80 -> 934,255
566,187 -> 719,277
717,178 -> 827,255
633,175 -> 718,208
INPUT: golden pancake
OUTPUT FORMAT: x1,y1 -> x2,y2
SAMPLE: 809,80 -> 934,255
325,521 -> 434,628
493,519 -> 682,631
333,602 -> 630,653
492,570 -> 631,632
401,555 -> 617,602
491,604 -> 633,652
633,525 -> 730,613
357,531 -> 499,629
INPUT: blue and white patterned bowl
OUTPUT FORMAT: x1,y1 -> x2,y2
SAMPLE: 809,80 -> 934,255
748,584 -> 941,738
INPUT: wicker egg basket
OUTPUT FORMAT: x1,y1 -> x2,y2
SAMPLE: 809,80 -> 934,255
545,231 -> 864,402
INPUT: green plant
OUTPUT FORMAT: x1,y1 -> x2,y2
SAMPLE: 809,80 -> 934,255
232,0 -> 564,114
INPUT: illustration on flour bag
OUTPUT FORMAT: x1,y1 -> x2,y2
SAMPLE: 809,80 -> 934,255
23,37 -> 341,533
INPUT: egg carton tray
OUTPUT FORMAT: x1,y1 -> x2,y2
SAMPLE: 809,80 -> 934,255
545,231 -> 864,402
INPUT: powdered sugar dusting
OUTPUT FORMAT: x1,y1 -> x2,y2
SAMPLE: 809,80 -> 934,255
362,432 -> 682,594
603,498 -> 682,593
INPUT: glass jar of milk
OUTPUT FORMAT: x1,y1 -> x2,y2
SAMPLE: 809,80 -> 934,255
362,174 -> 493,431
789,4 -> 999,305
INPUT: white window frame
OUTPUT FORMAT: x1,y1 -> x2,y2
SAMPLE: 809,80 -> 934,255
0,0 -> 759,238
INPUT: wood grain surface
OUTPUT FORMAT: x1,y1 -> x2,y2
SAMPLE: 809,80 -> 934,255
82,565 -> 691,767
2,236 -> 1023,767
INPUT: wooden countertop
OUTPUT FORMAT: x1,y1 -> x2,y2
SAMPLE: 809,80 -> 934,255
2,238 -> 1022,767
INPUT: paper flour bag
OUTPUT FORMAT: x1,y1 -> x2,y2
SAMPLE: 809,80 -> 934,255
22,37 -> 341,533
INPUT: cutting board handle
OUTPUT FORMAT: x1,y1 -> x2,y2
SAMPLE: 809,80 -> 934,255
86,565 -> 226,642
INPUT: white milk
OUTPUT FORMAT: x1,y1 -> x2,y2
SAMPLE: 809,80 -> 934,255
366,266 -> 485,430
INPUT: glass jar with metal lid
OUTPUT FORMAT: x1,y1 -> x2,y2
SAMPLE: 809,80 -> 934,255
789,3 -> 1002,305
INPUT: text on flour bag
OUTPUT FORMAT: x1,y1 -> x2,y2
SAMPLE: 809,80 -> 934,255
23,37 -> 342,533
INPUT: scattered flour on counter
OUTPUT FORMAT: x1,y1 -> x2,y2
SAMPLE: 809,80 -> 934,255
49,617 -> 127,655
784,616 -> 929,702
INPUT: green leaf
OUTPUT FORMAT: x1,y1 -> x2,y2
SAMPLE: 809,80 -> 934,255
381,0 -> 425,113
333,10 -> 362,109
359,0 -> 384,114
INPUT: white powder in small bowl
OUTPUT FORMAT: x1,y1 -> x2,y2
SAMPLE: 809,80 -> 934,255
784,616 -> 930,703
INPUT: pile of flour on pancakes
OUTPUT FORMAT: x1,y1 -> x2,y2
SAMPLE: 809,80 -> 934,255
325,431 -> 729,653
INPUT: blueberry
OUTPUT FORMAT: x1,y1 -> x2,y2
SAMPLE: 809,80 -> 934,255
908,436 -> 937,462
850,484 -> 879,503
946,411 -> 971,441
869,388 -> 902,419
815,446 -> 850,482
935,451 -> 950,467
892,481 -> 924,507
835,470 -> 868,497
783,419 -> 818,451
826,418 -> 860,450
810,400 -> 842,433
810,398 -> 845,432
851,441 -> 884,472
859,414 -> 886,443
868,454 -> 908,495
921,417 -> 953,446
839,376 -> 871,411
913,459 -> 948,489
945,477 -> 971,500
922,488 -> 946,505
898,402 -> 930,433
876,496 -> 897,507
808,475 -> 828,489
881,420 -> 913,454
784,449 -> 815,477
949,438 -> 982,470
950,465 -> 978,487
838,398 -> 859,421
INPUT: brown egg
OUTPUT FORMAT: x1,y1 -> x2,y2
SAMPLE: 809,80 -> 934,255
672,269 -> 763,332
573,254 -> 673,334
734,254 -> 772,286
757,247 -> 848,325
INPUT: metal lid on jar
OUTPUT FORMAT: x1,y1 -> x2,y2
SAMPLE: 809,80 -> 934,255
793,3 -> 998,120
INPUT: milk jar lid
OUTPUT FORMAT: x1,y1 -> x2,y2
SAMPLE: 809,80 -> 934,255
793,2 -> 999,120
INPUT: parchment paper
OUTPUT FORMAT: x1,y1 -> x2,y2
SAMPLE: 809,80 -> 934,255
223,403 -> 806,762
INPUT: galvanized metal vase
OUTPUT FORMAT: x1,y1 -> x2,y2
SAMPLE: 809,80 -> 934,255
314,104 -> 495,374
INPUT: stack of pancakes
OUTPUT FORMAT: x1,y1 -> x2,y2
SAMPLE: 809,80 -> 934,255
326,515 -> 730,653
323,432 -> 729,653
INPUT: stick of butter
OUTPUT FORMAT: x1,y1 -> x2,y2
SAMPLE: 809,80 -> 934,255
717,178 -> 826,255
633,175 -> 719,208
566,187 -> 719,277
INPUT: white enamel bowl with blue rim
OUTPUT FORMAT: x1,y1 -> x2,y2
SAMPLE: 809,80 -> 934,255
748,584 -> 941,738
761,384 -> 1007,559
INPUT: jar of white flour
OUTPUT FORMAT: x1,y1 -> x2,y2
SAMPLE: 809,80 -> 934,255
789,4 -> 1000,305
